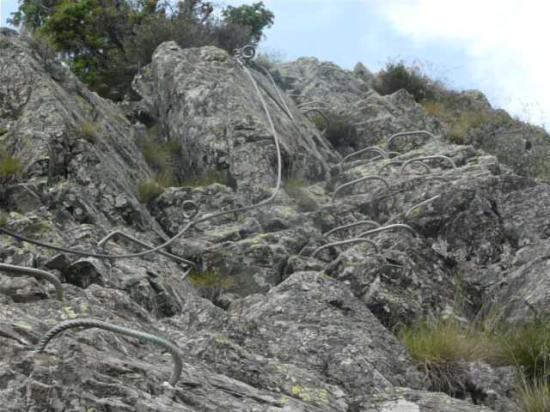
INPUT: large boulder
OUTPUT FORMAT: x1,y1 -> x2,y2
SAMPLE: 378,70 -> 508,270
133,43 -> 338,198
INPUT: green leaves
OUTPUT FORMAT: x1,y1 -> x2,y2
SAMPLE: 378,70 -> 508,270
222,1 -> 274,41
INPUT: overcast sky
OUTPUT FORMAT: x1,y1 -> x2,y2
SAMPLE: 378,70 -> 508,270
2,0 -> 548,130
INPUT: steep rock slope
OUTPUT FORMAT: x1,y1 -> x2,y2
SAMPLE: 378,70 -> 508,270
0,31 -> 548,411
133,42 -> 337,196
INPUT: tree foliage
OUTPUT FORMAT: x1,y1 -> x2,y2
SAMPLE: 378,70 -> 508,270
222,1 -> 274,42
10,0 -> 273,100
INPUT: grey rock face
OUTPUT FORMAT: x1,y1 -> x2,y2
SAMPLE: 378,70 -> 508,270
133,43 -> 337,198
0,31 -> 548,412
275,57 -> 443,153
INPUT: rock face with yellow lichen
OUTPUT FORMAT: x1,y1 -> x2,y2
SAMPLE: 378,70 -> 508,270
1,28 -> 549,411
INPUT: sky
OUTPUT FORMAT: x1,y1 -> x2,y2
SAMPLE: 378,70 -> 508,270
1,0 -> 548,129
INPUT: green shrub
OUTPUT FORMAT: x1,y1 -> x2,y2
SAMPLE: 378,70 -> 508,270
0,214 -> 7,227
375,61 -> 437,102
78,121 -> 98,144
222,1 -> 274,41
0,128 -> 8,137
137,180 -> 164,204
13,1 -> 274,100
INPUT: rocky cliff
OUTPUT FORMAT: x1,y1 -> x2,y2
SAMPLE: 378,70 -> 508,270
1,29 -> 549,411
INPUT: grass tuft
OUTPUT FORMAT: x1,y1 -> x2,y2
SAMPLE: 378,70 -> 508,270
519,377 -> 550,412
400,318 -> 498,394
137,180 -> 164,204
498,320 -> 550,382
78,121 -> 98,144
0,148 -> 22,178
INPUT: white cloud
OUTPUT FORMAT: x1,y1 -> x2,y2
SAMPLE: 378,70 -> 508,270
372,0 -> 550,129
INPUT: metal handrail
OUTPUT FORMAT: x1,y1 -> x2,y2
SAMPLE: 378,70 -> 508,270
311,238 -> 379,258
339,146 -> 389,167
332,175 -> 390,202
400,155 -> 457,175
404,195 -> 441,218
0,52 -> 284,262
36,318 -> 183,386
357,223 -> 417,238
378,160 -> 431,176
386,130 -> 436,151
97,231 -> 196,268
0,262 -> 64,301
323,220 -> 380,237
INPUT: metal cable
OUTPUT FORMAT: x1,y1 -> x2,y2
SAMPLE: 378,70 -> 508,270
301,108 -> 329,135
36,318 -> 183,386
0,262 -> 64,301
357,223 -> 417,238
255,63 -> 294,121
97,231 -> 196,268
378,160 -> 431,176
323,220 -> 381,238
386,130 -> 437,151
404,195 -> 441,218
0,52 -> 283,262
332,175 -> 390,202
339,146 -> 389,168
400,155 -> 457,175
311,238 -> 379,258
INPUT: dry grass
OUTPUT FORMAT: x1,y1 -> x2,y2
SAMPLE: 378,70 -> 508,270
421,99 -> 515,145
78,121 -> 98,144
519,377 -> 550,412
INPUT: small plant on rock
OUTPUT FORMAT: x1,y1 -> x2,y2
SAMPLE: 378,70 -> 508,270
78,121 -> 98,144
0,148 -> 22,178
400,318 -> 497,395
374,61 -> 437,102
519,376 -> 550,412
137,180 -> 164,204
187,269 -> 234,302
498,320 -> 550,383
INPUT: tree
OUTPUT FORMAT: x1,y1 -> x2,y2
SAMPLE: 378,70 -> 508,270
10,0 -> 273,100
222,1 -> 274,42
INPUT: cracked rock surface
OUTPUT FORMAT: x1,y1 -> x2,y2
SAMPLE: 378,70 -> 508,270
1,31 -> 548,411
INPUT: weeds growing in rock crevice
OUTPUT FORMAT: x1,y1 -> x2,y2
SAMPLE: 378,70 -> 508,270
187,269 -> 234,305
77,121 -> 98,144
0,147 -> 22,178
137,180 -> 164,204
400,317 -> 550,409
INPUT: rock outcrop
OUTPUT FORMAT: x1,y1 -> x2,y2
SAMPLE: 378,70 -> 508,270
0,30 -> 547,411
